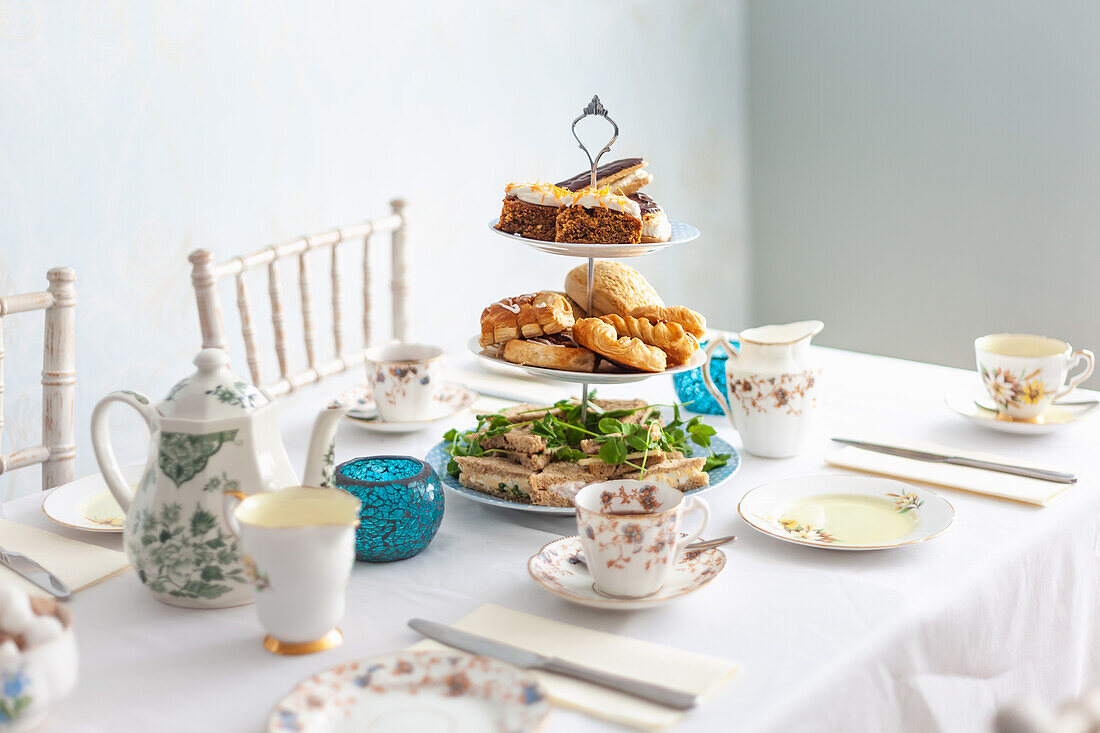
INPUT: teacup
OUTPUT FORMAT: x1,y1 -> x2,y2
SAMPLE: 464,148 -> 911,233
975,334 -> 1095,420
223,486 -> 360,655
574,480 -> 709,599
364,343 -> 445,422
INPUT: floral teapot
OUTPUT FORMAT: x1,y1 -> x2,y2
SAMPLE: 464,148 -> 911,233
90,348 -> 348,609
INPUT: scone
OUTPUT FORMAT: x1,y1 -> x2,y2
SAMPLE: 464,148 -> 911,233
564,261 -> 663,317
501,334 -> 597,373
479,292 -> 575,348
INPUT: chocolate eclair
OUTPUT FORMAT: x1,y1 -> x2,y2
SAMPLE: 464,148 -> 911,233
555,158 -> 653,195
629,192 -> 671,243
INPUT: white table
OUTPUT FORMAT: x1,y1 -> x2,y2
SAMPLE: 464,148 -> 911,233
4,348 -> 1099,732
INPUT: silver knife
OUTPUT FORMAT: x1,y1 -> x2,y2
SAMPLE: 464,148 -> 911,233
408,618 -> 699,710
831,438 -> 1077,484
0,546 -> 72,600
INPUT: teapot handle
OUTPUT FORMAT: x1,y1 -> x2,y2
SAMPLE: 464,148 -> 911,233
90,391 -> 157,513
701,333 -> 737,423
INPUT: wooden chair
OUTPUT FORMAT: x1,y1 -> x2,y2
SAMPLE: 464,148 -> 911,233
0,267 -> 76,490
188,200 -> 409,397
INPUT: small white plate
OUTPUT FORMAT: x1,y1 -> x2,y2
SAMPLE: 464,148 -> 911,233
527,535 -> 726,610
468,336 -> 706,385
738,474 -> 954,551
267,650 -> 550,733
426,435 -> 740,516
489,218 -> 700,258
345,382 -> 478,434
944,389 -> 1098,435
42,465 -> 142,533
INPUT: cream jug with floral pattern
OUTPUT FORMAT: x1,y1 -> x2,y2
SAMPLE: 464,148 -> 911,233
90,349 -> 348,609
702,321 -> 824,458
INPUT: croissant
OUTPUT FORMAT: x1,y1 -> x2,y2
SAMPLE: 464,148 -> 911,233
479,292 -> 575,348
573,318 -> 667,373
630,305 -> 707,339
598,313 -> 698,366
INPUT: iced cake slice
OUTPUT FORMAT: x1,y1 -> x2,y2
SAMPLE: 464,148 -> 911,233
555,189 -> 642,244
497,182 -> 572,242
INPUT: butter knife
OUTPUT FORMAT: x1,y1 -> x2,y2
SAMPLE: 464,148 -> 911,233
0,546 -> 71,600
408,618 -> 699,710
831,438 -> 1077,484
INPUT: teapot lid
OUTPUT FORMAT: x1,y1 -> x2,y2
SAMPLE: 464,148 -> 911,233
158,349 -> 270,420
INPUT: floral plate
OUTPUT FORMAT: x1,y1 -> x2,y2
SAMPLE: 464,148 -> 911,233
488,218 -> 700,258
41,464 -> 142,533
345,382 -> 478,434
738,474 -> 955,551
267,650 -> 550,733
424,435 -> 740,516
527,535 -> 726,610
944,388 -> 1098,435
468,337 -> 707,386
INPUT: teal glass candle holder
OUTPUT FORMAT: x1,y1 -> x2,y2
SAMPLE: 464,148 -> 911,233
673,339 -> 734,415
335,456 -> 444,562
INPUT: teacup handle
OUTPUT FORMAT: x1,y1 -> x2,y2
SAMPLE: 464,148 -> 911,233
222,490 -> 248,541
701,333 -> 740,422
676,497 -> 710,560
1055,349 -> 1095,400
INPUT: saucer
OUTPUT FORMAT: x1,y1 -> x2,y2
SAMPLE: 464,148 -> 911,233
345,382 -> 477,433
527,535 -> 726,610
944,389 -> 1098,435
267,650 -> 550,733
42,465 -> 142,533
738,474 -> 955,551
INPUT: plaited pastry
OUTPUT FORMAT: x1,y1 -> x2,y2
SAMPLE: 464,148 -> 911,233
630,305 -> 707,339
479,292 -> 575,348
555,158 -> 653,196
564,261 -> 663,317
597,313 -> 698,366
501,334 -> 596,372
573,318 -> 667,373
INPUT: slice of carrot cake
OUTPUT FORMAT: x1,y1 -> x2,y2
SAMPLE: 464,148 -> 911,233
496,182 -> 572,242
555,188 -> 642,244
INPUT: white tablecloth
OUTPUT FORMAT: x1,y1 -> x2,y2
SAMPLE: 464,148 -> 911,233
3,348 -> 1098,732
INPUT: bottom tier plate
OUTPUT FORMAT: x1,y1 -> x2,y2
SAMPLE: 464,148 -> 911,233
424,435 -> 740,515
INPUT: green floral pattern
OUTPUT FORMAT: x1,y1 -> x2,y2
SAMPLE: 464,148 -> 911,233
205,381 -> 262,409
320,441 -> 335,488
128,501 -> 247,601
159,430 -> 238,487
120,390 -> 150,405
201,472 -> 241,494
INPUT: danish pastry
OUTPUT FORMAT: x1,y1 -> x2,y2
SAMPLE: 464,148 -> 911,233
479,292 -> 575,348
501,334 -> 597,373
598,313 -> 698,366
630,305 -> 707,339
564,261 -> 663,317
572,317 -> 667,373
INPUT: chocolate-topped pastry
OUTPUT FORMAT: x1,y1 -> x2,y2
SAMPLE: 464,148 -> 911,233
629,192 -> 671,243
555,158 -> 653,195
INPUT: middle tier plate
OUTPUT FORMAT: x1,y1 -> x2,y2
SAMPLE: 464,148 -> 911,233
468,336 -> 707,385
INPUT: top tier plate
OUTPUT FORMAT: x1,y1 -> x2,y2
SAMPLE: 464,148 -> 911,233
488,218 -> 700,258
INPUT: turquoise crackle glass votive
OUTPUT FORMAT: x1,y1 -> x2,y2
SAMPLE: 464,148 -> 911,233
335,456 -> 444,562
673,339 -> 736,415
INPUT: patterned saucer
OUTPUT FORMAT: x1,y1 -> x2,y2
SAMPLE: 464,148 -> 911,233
42,464 -> 142,533
527,535 -> 726,610
944,388 -> 1098,435
345,382 -> 477,434
267,650 -> 550,733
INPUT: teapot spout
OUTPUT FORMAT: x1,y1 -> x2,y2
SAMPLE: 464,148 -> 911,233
303,400 -> 350,488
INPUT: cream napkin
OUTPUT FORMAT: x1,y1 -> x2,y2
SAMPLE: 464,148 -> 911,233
411,603 -> 739,731
0,519 -> 130,596
825,441 -> 1075,506
448,368 -> 574,406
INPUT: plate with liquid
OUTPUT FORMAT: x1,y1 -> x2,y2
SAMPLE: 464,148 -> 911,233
42,464 -> 142,533
738,474 -> 954,550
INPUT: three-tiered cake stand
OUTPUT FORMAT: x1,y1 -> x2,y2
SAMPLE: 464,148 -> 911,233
426,95 -> 740,515
478,95 -> 705,420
